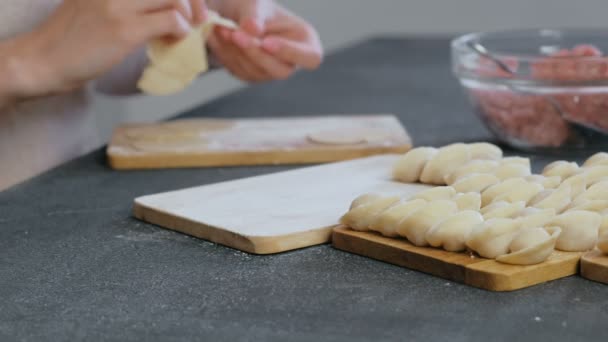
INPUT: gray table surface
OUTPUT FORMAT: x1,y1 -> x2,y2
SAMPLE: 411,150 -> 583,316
2,38 -> 608,342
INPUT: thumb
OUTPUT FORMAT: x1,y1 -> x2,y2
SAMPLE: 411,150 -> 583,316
238,0 -> 273,36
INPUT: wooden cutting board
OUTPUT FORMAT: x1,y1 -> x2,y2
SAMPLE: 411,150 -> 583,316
332,227 -> 582,291
580,250 -> 608,285
108,115 -> 411,169
133,155 -> 430,254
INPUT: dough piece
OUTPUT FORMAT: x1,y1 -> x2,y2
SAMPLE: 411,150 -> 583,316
551,210 -> 601,252
468,142 -> 503,160
565,199 -> 608,213
349,193 -> 384,210
528,185 -> 572,213
501,157 -> 531,168
517,208 -> 557,230
452,173 -> 501,194
420,143 -> 471,185
491,182 -> 543,204
444,160 -> 499,185
341,196 -> 401,231
578,166 -> 608,187
560,174 -> 587,198
466,218 -> 521,259
496,227 -> 561,265
494,163 -> 532,181
397,200 -> 458,246
481,178 -> 528,207
482,201 -> 526,219
453,192 -> 482,211
598,229 -> 608,254
525,175 -> 561,189
583,152 -> 608,168
138,11 -> 237,95
369,199 -> 427,237
542,161 -> 580,179
393,147 -> 438,183
426,210 -> 484,252
411,186 -> 456,201
578,180 -> 608,201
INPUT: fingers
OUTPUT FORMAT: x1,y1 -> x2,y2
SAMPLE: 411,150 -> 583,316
189,0 -> 207,24
261,36 -> 323,70
230,32 -> 295,80
137,9 -> 191,41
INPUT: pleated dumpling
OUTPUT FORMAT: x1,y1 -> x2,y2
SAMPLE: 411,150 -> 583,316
369,199 -> 427,237
349,193 -> 383,210
341,196 -> 401,231
491,181 -> 543,204
420,143 -> 471,185
453,192 -> 481,211
560,173 -> 587,198
426,210 -> 484,252
583,152 -> 608,168
577,180 -> 608,201
551,210 -> 602,252
578,166 -> 608,187
501,157 -> 531,168
452,173 -> 500,194
481,201 -> 526,219
494,163 -> 532,181
528,184 -> 572,213
468,142 -> 503,160
393,147 -> 438,183
542,161 -> 580,179
517,208 -> 556,230
525,175 -> 561,189
466,218 -> 521,259
481,178 -> 528,207
397,200 -> 458,246
565,199 -> 608,213
411,186 -> 456,201
496,227 -> 561,265
444,160 -> 499,185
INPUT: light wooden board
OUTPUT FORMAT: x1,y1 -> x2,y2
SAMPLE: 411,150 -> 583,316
332,227 -> 582,291
134,155 -> 430,254
108,115 -> 411,169
581,250 -> 608,285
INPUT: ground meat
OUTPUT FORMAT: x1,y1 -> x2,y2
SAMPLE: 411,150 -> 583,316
467,44 -> 608,147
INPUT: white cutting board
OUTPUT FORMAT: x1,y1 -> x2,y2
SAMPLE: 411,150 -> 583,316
133,155 -> 430,254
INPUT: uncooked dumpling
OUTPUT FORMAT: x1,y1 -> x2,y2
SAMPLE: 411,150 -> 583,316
393,147 -> 438,183
466,218 -> 521,259
501,157 -> 531,168
397,200 -> 458,246
517,208 -> 556,230
481,178 -> 528,207
420,143 -> 471,185
559,173 -> 587,198
452,173 -> 500,194
468,142 -> 503,160
528,185 -> 572,213
551,210 -> 601,252
494,163 -> 532,180
583,152 -> 608,168
578,166 -> 608,187
491,181 -> 543,204
565,199 -> 608,213
349,193 -> 383,209
453,192 -> 481,211
411,186 -> 456,201
426,210 -> 484,252
369,199 -> 427,237
341,196 -> 401,231
496,227 -> 561,265
525,175 -> 561,189
481,201 -> 525,219
542,161 -> 580,179
577,180 -> 608,201
444,160 -> 499,185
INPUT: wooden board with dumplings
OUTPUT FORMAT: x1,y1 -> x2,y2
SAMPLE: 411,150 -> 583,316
333,142 -> 608,290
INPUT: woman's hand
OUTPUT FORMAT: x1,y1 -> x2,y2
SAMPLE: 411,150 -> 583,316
1,0 -> 207,104
207,0 -> 323,83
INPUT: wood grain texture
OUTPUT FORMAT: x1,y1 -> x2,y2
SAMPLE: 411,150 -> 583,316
332,227 -> 582,291
108,115 -> 412,170
581,250 -> 608,285
133,155 -> 430,254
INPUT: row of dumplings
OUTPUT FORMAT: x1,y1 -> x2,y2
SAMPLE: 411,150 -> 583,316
341,188 -> 608,265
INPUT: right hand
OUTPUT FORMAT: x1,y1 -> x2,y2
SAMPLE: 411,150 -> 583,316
6,0 -> 207,99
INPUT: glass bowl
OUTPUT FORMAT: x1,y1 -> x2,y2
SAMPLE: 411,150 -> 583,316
452,29 -> 608,153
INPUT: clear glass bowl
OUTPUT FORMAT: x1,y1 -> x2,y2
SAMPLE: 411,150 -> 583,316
452,29 -> 608,153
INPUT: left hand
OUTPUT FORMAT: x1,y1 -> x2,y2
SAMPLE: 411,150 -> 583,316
206,0 -> 323,83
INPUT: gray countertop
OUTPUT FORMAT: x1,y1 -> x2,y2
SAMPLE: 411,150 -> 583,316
1,38 -> 607,342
